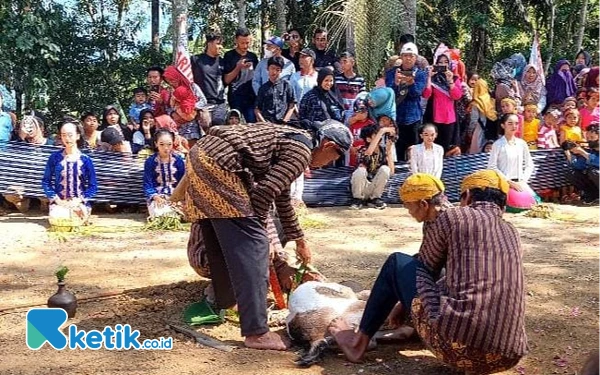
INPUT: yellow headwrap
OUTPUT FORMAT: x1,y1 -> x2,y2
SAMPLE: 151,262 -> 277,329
460,169 -> 510,195
399,173 -> 445,203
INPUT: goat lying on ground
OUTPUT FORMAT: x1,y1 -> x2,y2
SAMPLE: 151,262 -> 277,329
286,281 -> 414,366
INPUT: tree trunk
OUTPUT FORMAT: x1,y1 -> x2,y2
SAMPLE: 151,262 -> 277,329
575,0 -> 588,52
260,0 -> 268,47
151,0 -> 159,50
171,0 -> 187,63
237,0 -> 246,28
544,1 -> 555,74
346,21 -> 355,56
275,0 -> 286,33
403,0 -> 416,37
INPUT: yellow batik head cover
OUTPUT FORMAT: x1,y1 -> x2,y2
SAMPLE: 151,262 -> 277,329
399,173 -> 445,203
460,169 -> 510,195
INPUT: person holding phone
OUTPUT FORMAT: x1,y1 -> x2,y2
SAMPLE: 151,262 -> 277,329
282,29 -> 303,71
223,27 -> 259,123
385,42 -> 427,161
146,66 -> 171,117
422,53 -> 463,153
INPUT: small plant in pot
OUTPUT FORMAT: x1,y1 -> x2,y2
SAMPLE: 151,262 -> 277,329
47,266 -> 78,318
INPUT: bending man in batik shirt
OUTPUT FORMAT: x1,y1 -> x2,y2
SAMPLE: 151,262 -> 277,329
171,120 -> 352,351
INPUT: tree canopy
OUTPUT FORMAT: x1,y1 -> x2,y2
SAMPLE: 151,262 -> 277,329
0,0 -> 597,128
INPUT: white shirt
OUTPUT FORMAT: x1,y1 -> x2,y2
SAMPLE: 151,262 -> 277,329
409,143 -> 444,178
290,70 -> 318,103
488,136 -> 534,182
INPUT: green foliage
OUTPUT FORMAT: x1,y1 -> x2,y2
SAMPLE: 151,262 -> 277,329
55,266 -> 69,282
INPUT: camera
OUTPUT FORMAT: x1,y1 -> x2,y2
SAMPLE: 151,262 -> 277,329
150,85 -> 160,93
433,65 -> 447,73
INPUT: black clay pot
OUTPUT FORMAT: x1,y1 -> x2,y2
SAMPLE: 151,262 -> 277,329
47,281 -> 77,318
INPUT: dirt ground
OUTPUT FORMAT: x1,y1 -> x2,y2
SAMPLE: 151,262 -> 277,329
0,204 -> 598,375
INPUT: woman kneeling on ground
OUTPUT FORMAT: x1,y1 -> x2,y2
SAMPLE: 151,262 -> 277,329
42,121 -> 98,226
333,170 -> 527,375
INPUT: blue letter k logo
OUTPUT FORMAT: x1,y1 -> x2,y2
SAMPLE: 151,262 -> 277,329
26,308 -> 68,350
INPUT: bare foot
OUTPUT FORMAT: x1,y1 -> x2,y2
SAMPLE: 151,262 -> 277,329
328,318 -> 370,363
244,331 -> 289,351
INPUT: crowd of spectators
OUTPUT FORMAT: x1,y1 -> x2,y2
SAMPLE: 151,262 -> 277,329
0,26 -> 599,214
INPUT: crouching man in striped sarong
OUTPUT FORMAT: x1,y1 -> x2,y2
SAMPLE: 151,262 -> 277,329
171,120 -> 351,351
333,170 -> 528,374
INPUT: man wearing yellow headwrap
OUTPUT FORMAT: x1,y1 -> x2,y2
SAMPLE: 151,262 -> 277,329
335,170 -> 527,375
332,173 -> 451,363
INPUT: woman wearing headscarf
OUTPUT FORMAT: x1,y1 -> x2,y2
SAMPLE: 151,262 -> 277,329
491,58 -> 521,113
469,79 -> 498,153
299,68 -> 345,123
520,64 -> 547,113
573,49 -> 592,76
546,60 -> 577,106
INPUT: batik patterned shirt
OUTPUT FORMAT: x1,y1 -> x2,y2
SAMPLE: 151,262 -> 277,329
416,202 -> 528,357
186,123 -> 312,240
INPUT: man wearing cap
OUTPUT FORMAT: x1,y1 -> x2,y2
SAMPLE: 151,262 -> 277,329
171,119 -> 352,351
385,42 -> 427,161
252,36 -> 296,95
223,27 -> 260,123
289,48 -> 318,104
335,170 -> 527,374
335,52 -> 366,121
191,32 -> 227,127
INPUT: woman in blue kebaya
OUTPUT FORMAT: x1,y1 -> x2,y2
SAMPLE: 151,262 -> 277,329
42,121 -> 98,224
143,130 -> 185,219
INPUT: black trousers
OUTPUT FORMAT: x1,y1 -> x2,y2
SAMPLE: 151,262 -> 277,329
199,216 -> 270,337
567,168 -> 600,201
435,122 -> 456,152
359,252 -> 420,338
396,121 -> 421,161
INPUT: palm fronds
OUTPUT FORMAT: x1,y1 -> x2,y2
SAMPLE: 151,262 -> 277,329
314,0 -> 405,87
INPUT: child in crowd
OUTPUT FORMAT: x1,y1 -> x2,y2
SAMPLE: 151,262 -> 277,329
580,88 -> 599,130
409,124 -> 444,178
537,109 -> 560,149
522,104 -> 540,150
128,87 -> 151,127
482,140 -> 494,153
562,123 -> 599,204
42,120 -> 98,226
101,126 -> 132,153
255,56 -> 296,124
225,109 -> 244,125
81,112 -> 101,149
132,108 -> 155,153
348,98 -> 375,167
500,97 -> 523,138
143,130 -> 185,219
350,124 -> 396,210
560,108 -> 585,145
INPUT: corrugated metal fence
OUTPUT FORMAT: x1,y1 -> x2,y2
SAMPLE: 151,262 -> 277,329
0,142 -> 569,207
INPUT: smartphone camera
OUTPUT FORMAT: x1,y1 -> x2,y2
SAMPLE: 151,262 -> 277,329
433,65 -> 447,73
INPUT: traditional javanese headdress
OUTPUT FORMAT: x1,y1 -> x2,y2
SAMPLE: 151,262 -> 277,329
460,169 -> 509,194
399,173 -> 445,203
